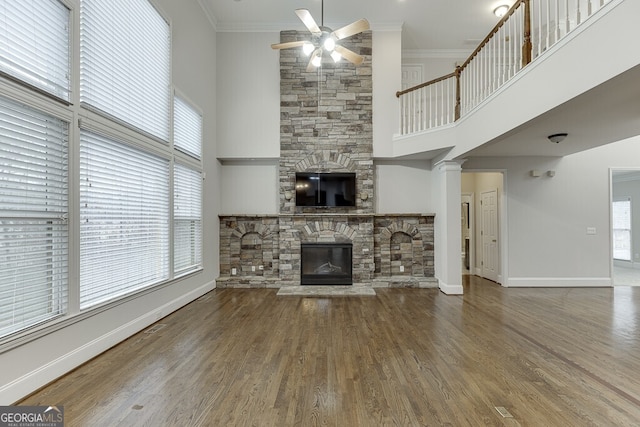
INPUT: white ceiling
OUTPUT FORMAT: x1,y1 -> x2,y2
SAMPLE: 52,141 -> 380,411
203,0 -> 513,51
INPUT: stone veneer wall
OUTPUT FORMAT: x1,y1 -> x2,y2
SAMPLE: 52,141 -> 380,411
216,30 -> 437,289
218,214 -> 436,288
278,30 -> 373,214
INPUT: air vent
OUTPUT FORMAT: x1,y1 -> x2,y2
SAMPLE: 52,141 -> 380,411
495,406 -> 513,418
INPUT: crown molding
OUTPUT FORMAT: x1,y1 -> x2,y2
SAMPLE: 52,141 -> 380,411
196,0 -> 218,30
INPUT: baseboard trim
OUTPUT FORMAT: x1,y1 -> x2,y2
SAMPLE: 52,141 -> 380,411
1,280 -> 216,405
506,277 -> 612,287
438,280 -> 464,295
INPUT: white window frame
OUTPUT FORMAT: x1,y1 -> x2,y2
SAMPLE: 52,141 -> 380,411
0,94 -> 70,340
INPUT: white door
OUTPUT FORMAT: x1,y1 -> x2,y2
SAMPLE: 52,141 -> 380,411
401,65 -> 423,90
481,189 -> 499,283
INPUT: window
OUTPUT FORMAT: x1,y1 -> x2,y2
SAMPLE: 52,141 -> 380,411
0,0 -> 71,101
173,95 -> 202,274
0,95 -> 68,338
613,199 -> 631,261
80,0 -> 171,140
174,164 -> 202,274
174,96 -> 202,159
79,130 -> 169,309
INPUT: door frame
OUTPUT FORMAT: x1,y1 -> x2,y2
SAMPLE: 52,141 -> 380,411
462,170 -> 508,286
461,193 -> 474,274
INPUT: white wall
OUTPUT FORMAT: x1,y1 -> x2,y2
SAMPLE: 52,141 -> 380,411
0,0 -> 219,404
372,30 -> 402,158
216,32 -> 281,159
464,135 -> 640,287
401,52 -> 468,82
374,160 -> 432,213
220,160 -> 279,214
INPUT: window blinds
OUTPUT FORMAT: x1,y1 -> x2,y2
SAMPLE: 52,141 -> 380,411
79,0 -> 171,141
79,130 -> 169,309
174,96 -> 202,159
0,0 -> 71,101
174,164 -> 202,274
0,95 -> 68,338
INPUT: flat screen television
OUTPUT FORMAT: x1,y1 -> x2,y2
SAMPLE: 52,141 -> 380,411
295,172 -> 356,207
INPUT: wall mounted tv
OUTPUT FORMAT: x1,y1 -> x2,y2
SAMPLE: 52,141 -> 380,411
295,172 -> 356,207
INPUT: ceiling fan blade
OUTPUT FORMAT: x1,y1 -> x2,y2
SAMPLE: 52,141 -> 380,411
271,41 -> 307,50
334,45 -> 364,65
295,9 -> 322,35
331,18 -> 370,40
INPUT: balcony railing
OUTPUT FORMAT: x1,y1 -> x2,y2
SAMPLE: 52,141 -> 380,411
396,0 -> 613,136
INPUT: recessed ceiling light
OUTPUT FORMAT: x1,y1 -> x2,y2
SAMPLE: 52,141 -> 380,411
493,5 -> 509,17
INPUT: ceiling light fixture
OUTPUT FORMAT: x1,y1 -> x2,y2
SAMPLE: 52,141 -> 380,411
547,133 -> 568,143
493,4 -> 510,17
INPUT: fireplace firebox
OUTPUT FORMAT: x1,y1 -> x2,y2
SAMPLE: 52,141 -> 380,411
300,242 -> 353,285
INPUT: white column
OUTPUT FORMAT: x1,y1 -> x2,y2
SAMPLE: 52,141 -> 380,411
433,160 -> 464,294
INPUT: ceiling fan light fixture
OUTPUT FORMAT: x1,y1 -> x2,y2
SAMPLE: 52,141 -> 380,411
302,42 -> 315,56
323,37 -> 336,52
311,51 -> 323,67
330,51 -> 342,63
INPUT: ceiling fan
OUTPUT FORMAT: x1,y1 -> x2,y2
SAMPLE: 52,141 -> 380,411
271,0 -> 370,72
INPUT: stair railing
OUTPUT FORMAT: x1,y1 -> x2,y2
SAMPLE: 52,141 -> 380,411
396,0 -> 612,136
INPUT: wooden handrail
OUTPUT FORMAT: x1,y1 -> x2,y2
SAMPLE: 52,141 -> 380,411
395,71 -> 457,98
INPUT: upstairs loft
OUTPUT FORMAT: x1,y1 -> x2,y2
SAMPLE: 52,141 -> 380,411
392,0 -> 640,163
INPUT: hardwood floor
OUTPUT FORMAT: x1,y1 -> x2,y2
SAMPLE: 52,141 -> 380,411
20,277 -> 640,426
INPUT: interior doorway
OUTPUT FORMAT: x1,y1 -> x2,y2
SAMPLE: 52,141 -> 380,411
611,169 -> 640,286
461,193 -> 473,275
461,172 -> 504,284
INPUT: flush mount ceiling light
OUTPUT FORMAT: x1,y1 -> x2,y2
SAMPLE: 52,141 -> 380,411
271,0 -> 369,71
493,4 -> 510,17
548,133 -> 568,143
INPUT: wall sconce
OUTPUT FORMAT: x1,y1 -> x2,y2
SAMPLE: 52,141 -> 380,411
547,133 -> 568,143
493,4 -> 510,17
360,193 -> 369,201
284,191 -> 293,200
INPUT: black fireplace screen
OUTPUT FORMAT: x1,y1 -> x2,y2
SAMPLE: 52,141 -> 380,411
300,243 -> 353,285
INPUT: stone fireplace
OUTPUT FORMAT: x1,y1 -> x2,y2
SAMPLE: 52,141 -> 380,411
217,29 -> 436,289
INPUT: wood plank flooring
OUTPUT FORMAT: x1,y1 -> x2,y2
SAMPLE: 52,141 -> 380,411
19,277 -> 640,426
